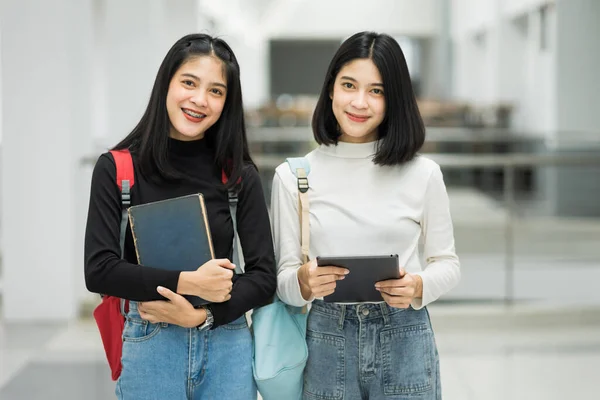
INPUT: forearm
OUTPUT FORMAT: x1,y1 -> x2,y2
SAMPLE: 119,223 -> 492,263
85,256 -> 180,301
210,270 -> 276,328
177,271 -> 198,296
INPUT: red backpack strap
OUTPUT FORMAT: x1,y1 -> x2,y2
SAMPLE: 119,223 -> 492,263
110,149 -> 135,193
108,149 -> 134,314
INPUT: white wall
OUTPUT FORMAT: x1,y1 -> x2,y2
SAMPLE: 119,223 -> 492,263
200,0 -> 441,108
101,0 -> 200,148
451,0 -> 599,138
555,0 -> 600,136
1,0 -> 94,321
502,0 -> 554,19
265,0 -> 439,39
450,0 -> 558,135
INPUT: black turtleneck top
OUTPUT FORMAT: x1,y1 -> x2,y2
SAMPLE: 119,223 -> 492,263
84,138 -> 276,328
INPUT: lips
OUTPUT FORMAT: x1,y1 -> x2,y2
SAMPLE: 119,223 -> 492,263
182,108 -> 206,123
346,112 -> 369,123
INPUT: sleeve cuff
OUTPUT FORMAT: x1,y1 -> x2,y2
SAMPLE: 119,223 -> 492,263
277,267 -> 313,307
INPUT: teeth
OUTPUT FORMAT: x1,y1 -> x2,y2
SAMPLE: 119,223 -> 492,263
183,109 -> 205,118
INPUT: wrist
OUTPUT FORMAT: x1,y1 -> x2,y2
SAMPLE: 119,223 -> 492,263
196,306 -> 214,331
177,272 -> 194,295
190,308 -> 207,328
414,274 -> 423,298
297,266 -> 312,301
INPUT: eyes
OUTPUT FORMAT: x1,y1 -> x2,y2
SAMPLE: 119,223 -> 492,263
341,81 -> 384,96
181,79 -> 225,96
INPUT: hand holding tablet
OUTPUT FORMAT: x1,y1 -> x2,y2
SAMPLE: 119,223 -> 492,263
375,268 -> 423,309
297,259 -> 349,300
316,254 -> 400,303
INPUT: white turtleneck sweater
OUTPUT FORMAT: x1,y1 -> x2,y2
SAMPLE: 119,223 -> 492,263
271,141 -> 460,309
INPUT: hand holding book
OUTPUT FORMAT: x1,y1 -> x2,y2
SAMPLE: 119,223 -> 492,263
177,258 -> 236,303
128,193 -> 233,306
138,286 -> 208,328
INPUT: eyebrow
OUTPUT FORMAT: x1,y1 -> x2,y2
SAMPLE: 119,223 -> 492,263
181,73 -> 227,89
340,76 -> 384,87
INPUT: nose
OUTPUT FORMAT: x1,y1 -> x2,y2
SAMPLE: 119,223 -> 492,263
350,91 -> 368,109
190,91 -> 208,108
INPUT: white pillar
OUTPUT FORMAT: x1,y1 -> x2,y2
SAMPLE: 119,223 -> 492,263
1,0 -> 94,321
100,0 -> 199,148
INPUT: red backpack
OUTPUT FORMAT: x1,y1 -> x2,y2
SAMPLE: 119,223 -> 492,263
92,149 -> 242,381
93,149 -> 134,381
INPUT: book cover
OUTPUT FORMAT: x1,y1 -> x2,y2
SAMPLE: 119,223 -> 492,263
128,193 -> 215,306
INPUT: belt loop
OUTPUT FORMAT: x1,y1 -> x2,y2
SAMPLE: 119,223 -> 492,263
379,303 -> 390,326
338,304 -> 346,331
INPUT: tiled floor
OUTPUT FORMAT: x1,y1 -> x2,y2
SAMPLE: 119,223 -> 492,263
1,305 -> 599,399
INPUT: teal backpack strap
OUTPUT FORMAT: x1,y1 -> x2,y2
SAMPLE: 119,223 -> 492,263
285,157 -> 311,264
286,157 -> 310,193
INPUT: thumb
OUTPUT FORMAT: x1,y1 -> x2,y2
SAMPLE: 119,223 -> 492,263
399,267 -> 406,278
309,259 -> 318,272
215,258 -> 236,270
157,286 -> 175,300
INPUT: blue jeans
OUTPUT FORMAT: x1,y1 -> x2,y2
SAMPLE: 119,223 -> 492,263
116,302 -> 256,400
303,301 -> 441,400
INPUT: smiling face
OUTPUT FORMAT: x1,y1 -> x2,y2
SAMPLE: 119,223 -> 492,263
330,58 -> 386,143
166,55 -> 227,141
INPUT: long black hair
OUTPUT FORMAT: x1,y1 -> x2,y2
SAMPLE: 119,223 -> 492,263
113,33 -> 254,189
312,31 -> 425,165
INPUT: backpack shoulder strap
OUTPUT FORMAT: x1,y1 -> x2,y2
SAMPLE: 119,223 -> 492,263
109,149 -> 134,258
285,157 -> 310,264
222,170 -> 244,274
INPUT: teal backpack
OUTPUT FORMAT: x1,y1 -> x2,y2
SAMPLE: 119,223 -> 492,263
228,157 -> 311,400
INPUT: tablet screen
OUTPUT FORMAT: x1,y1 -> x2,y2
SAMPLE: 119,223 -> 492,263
316,254 -> 400,303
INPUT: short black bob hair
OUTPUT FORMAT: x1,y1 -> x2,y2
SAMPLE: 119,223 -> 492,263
312,31 -> 425,165
114,33 -> 253,190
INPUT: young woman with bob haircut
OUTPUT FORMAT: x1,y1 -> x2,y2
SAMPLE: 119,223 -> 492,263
272,31 -> 460,400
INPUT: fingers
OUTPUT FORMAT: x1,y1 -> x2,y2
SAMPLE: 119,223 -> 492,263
375,279 -> 403,289
157,286 -> 175,300
312,281 -> 337,298
380,292 -> 411,309
377,286 -> 414,297
138,308 -> 158,323
210,292 -> 232,303
314,266 -> 349,277
213,258 -> 236,270
138,300 -> 165,314
376,273 -> 414,289
311,274 -> 344,287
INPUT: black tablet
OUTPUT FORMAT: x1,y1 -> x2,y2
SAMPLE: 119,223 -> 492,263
316,254 -> 400,303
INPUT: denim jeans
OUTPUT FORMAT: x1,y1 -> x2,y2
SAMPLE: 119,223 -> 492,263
303,300 -> 441,400
116,301 -> 256,400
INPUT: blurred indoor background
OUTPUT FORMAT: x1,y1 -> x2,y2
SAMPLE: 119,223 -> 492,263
1,0 -> 599,398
